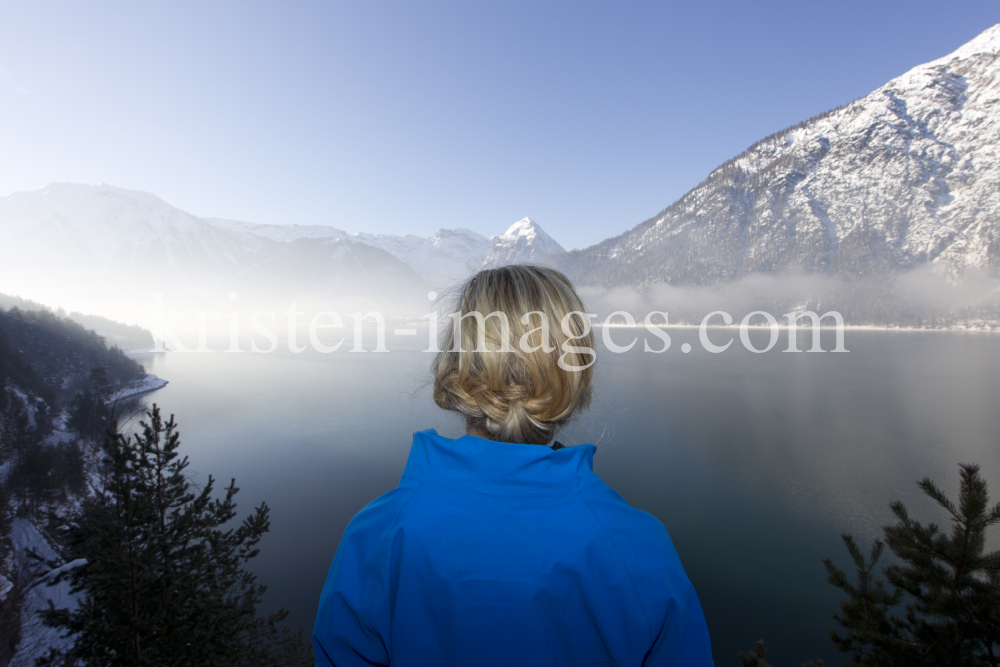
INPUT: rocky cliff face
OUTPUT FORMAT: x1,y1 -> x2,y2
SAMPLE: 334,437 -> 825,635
546,25 -> 1000,289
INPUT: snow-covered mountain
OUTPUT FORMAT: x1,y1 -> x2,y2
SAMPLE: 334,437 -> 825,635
0,183 -> 266,280
353,219 -> 564,288
0,182 -> 568,317
0,183 -> 429,310
354,228 -> 493,290
208,218 -> 348,243
481,218 -> 565,269
208,217 -> 494,288
220,216 -> 565,290
236,235 -> 427,301
546,24 -> 1000,289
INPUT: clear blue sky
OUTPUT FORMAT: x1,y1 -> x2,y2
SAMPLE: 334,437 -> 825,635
1,1 -> 997,249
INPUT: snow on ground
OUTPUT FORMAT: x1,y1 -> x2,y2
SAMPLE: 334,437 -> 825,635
37,559 -> 87,583
8,518 -> 79,666
41,411 -> 76,448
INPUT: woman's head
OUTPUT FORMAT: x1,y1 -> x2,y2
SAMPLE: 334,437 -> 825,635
432,265 -> 595,445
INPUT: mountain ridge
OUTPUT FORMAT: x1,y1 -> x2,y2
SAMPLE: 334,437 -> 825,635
544,23 -> 1000,290
482,218 -> 565,269
0,182 -> 568,315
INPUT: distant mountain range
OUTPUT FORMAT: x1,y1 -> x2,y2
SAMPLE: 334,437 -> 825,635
0,183 -> 564,312
546,24 -> 1000,290
1,25 -> 999,326
208,215 -> 562,289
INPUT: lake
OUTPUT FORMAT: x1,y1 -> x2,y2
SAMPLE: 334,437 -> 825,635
139,327 -> 1000,666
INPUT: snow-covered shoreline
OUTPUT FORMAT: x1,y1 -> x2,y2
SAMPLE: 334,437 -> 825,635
598,323 -> 1000,332
123,346 -> 166,357
108,373 -> 168,403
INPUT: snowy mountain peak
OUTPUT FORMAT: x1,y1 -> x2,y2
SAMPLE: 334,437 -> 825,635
940,23 -> 1000,61
501,218 -> 540,240
482,219 -> 565,269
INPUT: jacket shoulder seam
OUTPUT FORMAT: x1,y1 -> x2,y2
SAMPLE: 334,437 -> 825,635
363,482 -> 424,629
577,489 -> 655,644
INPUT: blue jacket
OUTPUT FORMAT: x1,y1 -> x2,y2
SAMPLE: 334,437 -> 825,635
314,429 -> 714,666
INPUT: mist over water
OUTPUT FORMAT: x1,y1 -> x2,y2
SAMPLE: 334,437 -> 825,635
15,265 -> 997,350
134,328 -> 1000,666
577,267 -> 1000,328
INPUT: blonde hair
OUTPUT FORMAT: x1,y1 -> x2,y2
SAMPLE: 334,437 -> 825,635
432,265 -> 595,445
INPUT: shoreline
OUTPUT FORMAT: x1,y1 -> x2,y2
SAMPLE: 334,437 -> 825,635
596,323 -> 1000,332
108,373 -> 169,403
124,347 -> 168,357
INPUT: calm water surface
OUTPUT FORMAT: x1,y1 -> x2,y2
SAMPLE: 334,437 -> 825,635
141,329 -> 1000,666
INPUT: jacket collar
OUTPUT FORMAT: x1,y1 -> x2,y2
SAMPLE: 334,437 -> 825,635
400,429 -> 597,493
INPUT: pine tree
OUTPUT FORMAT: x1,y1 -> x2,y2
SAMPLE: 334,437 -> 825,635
38,405 -> 311,666
67,367 -> 113,442
738,640 -> 772,667
821,536 -> 908,665
824,464 -> 1000,667
735,639 -> 825,667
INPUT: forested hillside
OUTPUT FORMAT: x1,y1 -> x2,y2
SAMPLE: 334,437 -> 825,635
0,307 -> 148,664
0,305 -> 308,665
0,294 -> 154,351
